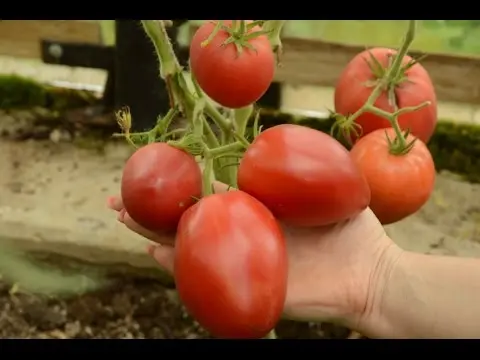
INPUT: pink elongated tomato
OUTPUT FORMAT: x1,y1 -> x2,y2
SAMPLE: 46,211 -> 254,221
238,124 -> 371,227
174,190 -> 288,339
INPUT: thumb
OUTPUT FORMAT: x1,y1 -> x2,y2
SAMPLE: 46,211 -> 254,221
147,244 -> 175,274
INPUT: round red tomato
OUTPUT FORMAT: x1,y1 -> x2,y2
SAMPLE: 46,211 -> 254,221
237,124 -> 371,227
350,128 -> 436,225
121,143 -> 202,233
334,47 -> 437,144
189,20 -> 275,109
174,190 -> 287,339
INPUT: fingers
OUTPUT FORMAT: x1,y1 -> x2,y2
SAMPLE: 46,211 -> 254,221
148,244 -> 175,273
107,195 -> 174,246
107,181 -> 231,246
122,212 -> 175,246
117,208 -> 126,222
106,195 -> 123,211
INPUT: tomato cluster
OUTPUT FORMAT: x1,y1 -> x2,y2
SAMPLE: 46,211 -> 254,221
119,20 -> 437,339
334,46 -> 437,225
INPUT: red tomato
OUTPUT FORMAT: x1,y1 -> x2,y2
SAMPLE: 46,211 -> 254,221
334,47 -> 437,144
189,20 -> 275,109
237,124 -> 371,227
174,190 -> 287,339
121,143 -> 202,233
350,128 -> 436,225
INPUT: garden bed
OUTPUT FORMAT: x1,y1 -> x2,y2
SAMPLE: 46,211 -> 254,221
0,265 -> 353,339
1,75 -> 480,339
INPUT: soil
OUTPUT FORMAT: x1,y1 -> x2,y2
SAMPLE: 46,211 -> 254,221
0,274 -> 355,339
0,106 -> 478,340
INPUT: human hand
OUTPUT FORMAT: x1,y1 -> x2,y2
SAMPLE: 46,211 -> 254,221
107,182 -> 400,330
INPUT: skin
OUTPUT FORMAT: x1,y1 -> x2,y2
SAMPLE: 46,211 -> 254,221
108,182 -> 387,329
334,47 -> 437,144
108,182 -> 480,339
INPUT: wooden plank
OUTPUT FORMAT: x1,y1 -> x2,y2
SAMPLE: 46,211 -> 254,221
0,21 -> 102,59
275,38 -> 480,105
40,40 -> 114,70
189,24 -> 480,105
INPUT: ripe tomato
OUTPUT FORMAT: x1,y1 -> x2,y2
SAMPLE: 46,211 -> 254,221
121,143 -> 202,233
237,124 -> 371,227
174,190 -> 287,339
334,47 -> 437,144
350,128 -> 436,225
189,20 -> 275,109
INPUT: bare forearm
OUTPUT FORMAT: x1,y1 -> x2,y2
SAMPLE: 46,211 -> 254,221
363,250 -> 480,338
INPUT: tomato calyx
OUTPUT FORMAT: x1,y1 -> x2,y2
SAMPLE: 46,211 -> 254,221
363,50 -> 427,108
201,20 -> 270,56
330,112 -> 362,146
385,128 -> 417,156
168,133 -> 204,156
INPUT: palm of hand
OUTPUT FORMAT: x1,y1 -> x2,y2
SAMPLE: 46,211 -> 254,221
282,208 -> 388,326
110,194 -> 389,328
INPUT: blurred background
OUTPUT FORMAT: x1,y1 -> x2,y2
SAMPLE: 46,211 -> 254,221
0,20 -> 479,339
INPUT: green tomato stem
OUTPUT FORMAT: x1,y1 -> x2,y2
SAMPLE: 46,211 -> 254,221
383,20 -> 416,85
155,107 -> 179,140
340,20 -> 420,154
141,20 -> 182,79
208,142 -> 245,157
202,155 -> 215,196
234,105 -> 254,138
263,20 -> 287,60
204,102 -> 233,135
202,116 -> 220,148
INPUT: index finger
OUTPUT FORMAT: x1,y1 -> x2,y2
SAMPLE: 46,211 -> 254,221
107,195 -> 124,211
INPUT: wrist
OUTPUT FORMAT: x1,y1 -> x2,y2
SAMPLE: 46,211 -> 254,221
354,237 -> 406,337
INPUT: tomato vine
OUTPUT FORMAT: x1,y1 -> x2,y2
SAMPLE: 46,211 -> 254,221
0,20 -> 436,336
116,20 -> 285,195
113,19 -> 430,339
331,20 -> 432,153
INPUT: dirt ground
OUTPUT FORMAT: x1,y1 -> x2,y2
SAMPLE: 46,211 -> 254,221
0,274 -> 354,339
0,109 -> 480,339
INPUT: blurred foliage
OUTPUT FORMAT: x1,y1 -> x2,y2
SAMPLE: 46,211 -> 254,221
183,20 -> 480,57
99,20 -> 115,46
282,20 -> 480,56
0,75 -> 47,109
0,75 -> 98,111
0,240 -> 108,297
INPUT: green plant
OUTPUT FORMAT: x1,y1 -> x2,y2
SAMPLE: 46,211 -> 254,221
111,20 -> 433,339
0,20 -> 437,340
